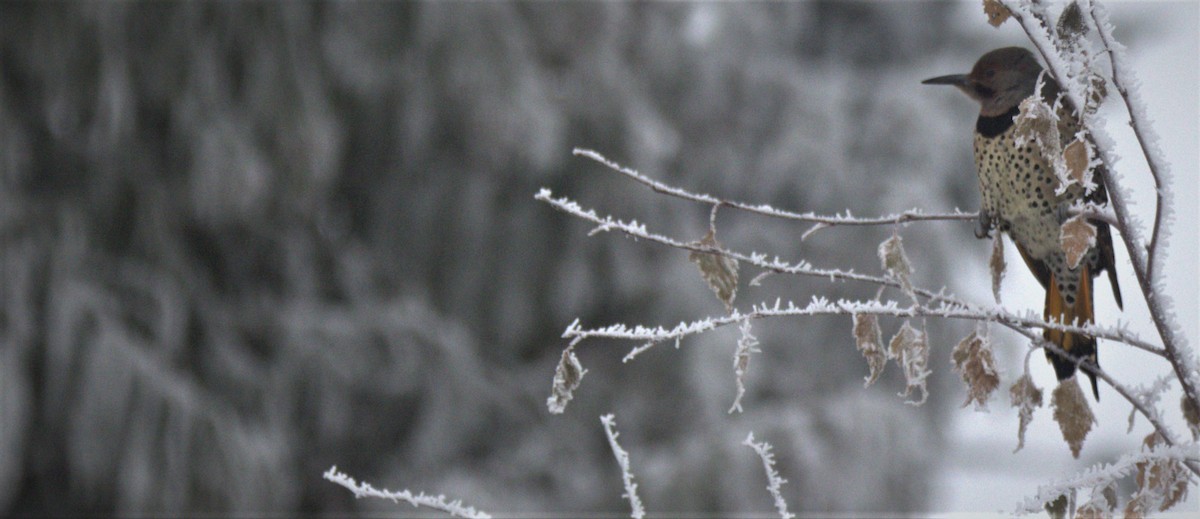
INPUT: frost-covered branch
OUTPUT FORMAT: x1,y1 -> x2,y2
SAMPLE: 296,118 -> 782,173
600,414 -> 646,519
572,148 -> 977,236
322,466 -> 491,519
564,298 -> 1162,362
1000,0 -> 1199,422
743,433 -> 796,519
1015,443 -> 1198,514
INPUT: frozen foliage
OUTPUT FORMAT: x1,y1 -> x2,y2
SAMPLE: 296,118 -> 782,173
889,321 -> 931,406
689,230 -> 740,312
547,345 -> 588,415
322,466 -> 491,519
742,433 -> 795,519
600,415 -> 645,519
1010,375 -> 1044,453
852,313 -> 887,387
1051,379 -> 1096,459
950,330 -> 1000,411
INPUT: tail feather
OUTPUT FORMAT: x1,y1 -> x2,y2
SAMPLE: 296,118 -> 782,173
1044,267 -> 1100,400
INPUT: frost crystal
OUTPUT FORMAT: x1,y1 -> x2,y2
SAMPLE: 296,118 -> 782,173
729,319 -> 760,414
1060,215 -> 1098,270
600,414 -> 646,519
743,433 -> 796,519
878,234 -> 914,300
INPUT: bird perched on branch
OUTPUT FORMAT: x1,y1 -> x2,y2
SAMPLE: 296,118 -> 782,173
923,47 -> 1122,399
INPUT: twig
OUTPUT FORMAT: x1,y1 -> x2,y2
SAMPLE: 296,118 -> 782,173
600,414 -> 646,519
322,466 -> 491,519
572,148 -> 978,232
743,433 -> 796,519
539,190 -> 1164,357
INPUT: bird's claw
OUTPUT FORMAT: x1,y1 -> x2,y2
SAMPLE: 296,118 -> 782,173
975,211 -> 996,239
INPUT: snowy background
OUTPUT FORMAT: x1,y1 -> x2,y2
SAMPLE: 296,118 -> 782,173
0,1 -> 1194,516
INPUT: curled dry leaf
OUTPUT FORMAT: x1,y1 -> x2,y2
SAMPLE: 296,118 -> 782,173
546,348 -> 587,414
889,321 -> 930,405
1183,394 -> 1200,439
951,331 -> 1000,410
1073,502 -> 1106,519
1056,1 -> 1088,41
878,234 -> 914,297
1044,494 -> 1069,519
689,231 -> 739,311
1051,379 -> 1096,458
990,234 -> 1005,303
1010,374 -> 1044,452
1133,433 -> 1190,512
1063,138 -> 1090,187
852,314 -> 887,387
983,0 -> 1012,27
1060,215 -> 1098,270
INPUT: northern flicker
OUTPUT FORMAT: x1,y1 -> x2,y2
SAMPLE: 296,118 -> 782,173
923,47 -> 1122,399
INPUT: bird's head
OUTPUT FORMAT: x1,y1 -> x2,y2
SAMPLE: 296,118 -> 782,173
923,47 -> 1045,116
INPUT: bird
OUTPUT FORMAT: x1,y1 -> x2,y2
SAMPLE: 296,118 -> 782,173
922,47 -> 1122,400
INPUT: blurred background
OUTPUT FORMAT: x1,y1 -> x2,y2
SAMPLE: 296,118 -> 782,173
0,1 -> 1194,516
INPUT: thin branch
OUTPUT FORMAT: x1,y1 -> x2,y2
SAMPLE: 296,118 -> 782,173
1015,443 -> 1200,514
1085,0 -> 1199,427
538,189 -> 1164,357
572,148 -> 978,232
322,466 -> 491,519
600,414 -> 646,519
1003,0 -> 1199,431
743,433 -> 796,519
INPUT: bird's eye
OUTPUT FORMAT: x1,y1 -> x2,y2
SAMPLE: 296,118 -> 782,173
985,69 -> 996,79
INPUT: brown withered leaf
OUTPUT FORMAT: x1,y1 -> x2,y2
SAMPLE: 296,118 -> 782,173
547,348 -> 587,414
1134,432 -> 1190,512
1013,96 -> 1058,151
1063,138 -> 1090,186
1183,394 -> 1200,439
983,0 -> 1012,27
1010,374 -> 1044,452
689,230 -> 739,311
1056,1 -> 1088,40
852,314 -> 887,387
1060,215 -> 1097,270
1044,494 -> 1069,519
990,235 -> 1006,303
878,234 -> 914,297
1073,502 -> 1106,519
1051,378 -> 1096,458
951,331 -> 1000,410
889,321 -> 930,405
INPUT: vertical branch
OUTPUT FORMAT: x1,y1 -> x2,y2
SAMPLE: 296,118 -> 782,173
600,414 -> 647,519
742,433 -> 796,519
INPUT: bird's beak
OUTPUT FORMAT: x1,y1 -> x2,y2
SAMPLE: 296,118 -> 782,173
921,74 -> 970,86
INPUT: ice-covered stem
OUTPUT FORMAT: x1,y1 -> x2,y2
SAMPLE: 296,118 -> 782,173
743,433 -> 796,519
1086,0 -> 1199,431
1014,443 -> 1198,514
572,148 -> 977,235
322,466 -> 492,519
535,188 -> 961,308
600,414 -> 647,519
539,190 -> 1164,358
1002,0 -> 1198,423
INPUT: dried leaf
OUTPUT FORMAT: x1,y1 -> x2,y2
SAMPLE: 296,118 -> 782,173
889,321 -> 930,405
983,0 -> 1012,27
1013,96 -> 1059,152
1133,432 -> 1190,512
1123,496 -> 1147,519
1056,1 -> 1088,40
1074,502 -> 1106,519
1063,138 -> 1090,186
546,348 -> 587,414
852,314 -> 887,387
1051,379 -> 1096,458
689,231 -> 739,311
1010,374 -> 1044,452
1086,73 -> 1108,115
1044,494 -> 1069,519
951,331 -> 1000,410
878,234 -> 914,297
1183,395 -> 1200,439
1060,215 -> 1098,270
990,234 -> 1006,303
